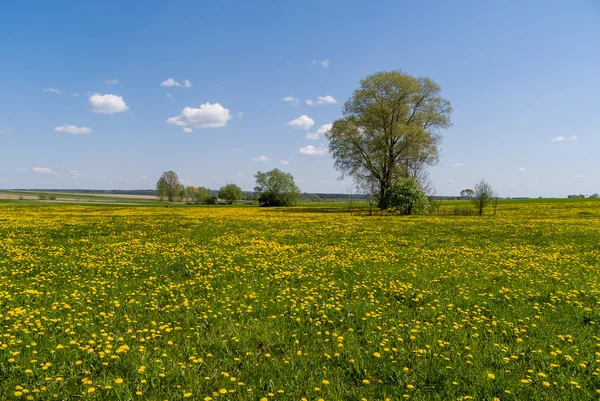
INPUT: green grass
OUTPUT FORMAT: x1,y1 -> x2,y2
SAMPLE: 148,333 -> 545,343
0,200 -> 599,400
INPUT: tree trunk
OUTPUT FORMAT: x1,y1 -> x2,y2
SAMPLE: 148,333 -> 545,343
378,183 -> 387,209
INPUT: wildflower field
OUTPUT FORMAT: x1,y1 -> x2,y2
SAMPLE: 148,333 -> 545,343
1,200 -> 599,401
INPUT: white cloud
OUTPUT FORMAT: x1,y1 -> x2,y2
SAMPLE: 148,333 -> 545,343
54,123 -> 93,135
280,160 -> 290,165
166,103 -> 232,129
105,79 -> 119,85
43,88 -> 61,94
238,112 -> 244,119
316,123 -> 332,135
313,59 -> 330,67
32,167 -> 58,176
451,162 -> 464,167
94,176 -> 108,181
573,174 -> 585,179
72,92 -> 80,97
281,96 -> 299,106
232,148 -> 242,152
286,115 -> 314,130
551,135 -> 578,142
515,167 -> 526,172
161,78 -> 192,88
305,100 -> 314,106
253,155 -> 270,162
316,95 -> 337,104
142,175 -> 148,180
161,78 -> 180,87
0,128 -> 11,135
69,169 -> 83,178
299,145 -> 327,156
305,132 -> 319,140
89,94 -> 129,114
165,93 -> 173,99
15,168 -> 28,173
183,127 -> 193,133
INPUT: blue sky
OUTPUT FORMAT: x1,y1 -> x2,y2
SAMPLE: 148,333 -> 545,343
1,1 -> 598,197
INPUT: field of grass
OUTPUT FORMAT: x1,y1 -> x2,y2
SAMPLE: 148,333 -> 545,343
1,200 -> 599,400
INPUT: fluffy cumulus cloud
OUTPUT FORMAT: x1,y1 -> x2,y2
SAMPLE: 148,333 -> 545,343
54,123 -> 93,135
89,94 -> 129,114
286,115 -> 314,130
317,95 -> 337,104
281,96 -> 299,106
316,123 -> 332,135
0,128 -> 11,135
299,145 -> 327,156
43,88 -> 61,94
306,96 -> 337,106
280,160 -> 289,165
253,155 -> 270,162
305,123 -> 332,140
32,167 -> 58,176
166,103 -> 232,129
183,127 -> 193,133
105,79 -> 119,85
161,78 -> 192,88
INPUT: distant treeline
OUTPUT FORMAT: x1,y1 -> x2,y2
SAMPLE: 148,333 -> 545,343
7,189 -> 537,201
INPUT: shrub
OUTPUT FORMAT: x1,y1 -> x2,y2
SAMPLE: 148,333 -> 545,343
204,196 -> 217,205
385,177 -> 429,215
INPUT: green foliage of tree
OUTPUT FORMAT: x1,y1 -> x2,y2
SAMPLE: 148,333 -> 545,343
195,187 -> 211,203
218,183 -> 243,204
471,179 -> 494,215
155,177 -> 168,202
204,195 -> 217,205
326,70 -> 452,209
460,189 -> 474,198
156,171 -> 180,202
254,169 -> 301,207
385,177 -> 429,215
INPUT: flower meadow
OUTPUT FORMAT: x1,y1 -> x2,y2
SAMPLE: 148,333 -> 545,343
1,201 -> 599,400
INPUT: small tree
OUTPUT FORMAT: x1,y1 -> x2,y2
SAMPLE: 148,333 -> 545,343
254,168 -> 301,207
385,177 -> 429,215
185,186 -> 198,202
218,183 -> 243,204
460,189 -> 474,199
195,187 -> 211,203
156,177 -> 168,201
157,171 -> 180,202
471,179 -> 494,215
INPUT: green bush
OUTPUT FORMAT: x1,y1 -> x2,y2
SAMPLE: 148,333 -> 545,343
385,177 -> 429,215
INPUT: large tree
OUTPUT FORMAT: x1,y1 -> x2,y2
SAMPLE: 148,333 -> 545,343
157,171 -> 180,202
254,169 -> 300,207
326,70 -> 452,209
